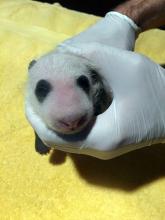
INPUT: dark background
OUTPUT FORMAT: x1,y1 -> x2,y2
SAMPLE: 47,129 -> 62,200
35,0 -> 125,16
35,0 -> 164,29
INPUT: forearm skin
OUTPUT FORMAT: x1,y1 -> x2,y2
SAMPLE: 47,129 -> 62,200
115,0 -> 165,30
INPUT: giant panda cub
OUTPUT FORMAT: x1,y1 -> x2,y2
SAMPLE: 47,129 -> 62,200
26,46 -> 112,154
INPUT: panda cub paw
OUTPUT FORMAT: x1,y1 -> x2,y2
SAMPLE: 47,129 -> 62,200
35,132 -> 50,155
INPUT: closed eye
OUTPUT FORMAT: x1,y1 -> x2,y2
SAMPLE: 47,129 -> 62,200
35,79 -> 52,102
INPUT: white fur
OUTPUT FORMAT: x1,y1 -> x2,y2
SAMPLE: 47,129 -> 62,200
26,51 -> 97,134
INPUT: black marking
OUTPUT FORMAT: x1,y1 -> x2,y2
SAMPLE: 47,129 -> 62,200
77,75 -> 90,94
90,69 -> 100,84
35,79 -> 52,102
35,132 -> 50,155
28,60 -> 37,69
89,68 -> 113,116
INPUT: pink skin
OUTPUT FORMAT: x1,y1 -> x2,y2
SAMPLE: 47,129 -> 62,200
55,80 -> 81,107
44,79 -> 92,134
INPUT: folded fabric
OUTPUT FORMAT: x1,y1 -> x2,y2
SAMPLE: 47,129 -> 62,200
0,0 -> 165,219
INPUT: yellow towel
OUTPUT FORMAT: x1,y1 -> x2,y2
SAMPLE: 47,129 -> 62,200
0,1 -> 165,219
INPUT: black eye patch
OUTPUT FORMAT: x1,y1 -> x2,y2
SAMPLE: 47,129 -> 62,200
35,79 -> 52,102
76,75 -> 90,94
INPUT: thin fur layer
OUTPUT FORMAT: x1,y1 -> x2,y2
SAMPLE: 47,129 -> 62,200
27,49 -> 112,137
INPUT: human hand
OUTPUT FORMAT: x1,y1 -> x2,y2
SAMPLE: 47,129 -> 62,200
26,43 -> 165,159
25,11 -> 140,157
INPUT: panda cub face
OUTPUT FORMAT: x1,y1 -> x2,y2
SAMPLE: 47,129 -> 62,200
27,51 -> 112,135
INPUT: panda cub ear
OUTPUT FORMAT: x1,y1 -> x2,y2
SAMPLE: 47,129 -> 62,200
28,60 -> 37,70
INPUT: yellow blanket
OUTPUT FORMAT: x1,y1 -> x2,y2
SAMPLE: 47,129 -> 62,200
0,0 -> 165,219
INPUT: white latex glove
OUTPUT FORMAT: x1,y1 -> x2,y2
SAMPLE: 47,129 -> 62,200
64,11 -> 139,50
25,11 -> 140,159
26,43 -> 165,159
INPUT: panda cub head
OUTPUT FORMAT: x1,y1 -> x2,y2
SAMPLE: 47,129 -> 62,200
26,50 -> 112,135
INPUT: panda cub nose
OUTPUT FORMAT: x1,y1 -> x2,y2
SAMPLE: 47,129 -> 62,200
57,114 -> 87,131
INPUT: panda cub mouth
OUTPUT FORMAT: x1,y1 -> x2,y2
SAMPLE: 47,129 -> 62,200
48,116 -> 97,142
48,114 -> 92,136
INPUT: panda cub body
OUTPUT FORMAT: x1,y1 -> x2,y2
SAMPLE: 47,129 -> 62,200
26,47 -> 112,154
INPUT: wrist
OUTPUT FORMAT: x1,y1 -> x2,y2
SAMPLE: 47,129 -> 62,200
106,11 -> 140,31
115,0 -> 165,30
115,2 -> 140,24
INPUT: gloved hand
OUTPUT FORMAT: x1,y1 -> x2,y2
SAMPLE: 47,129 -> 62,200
26,43 -> 165,159
26,11 -> 139,159
63,11 -> 140,50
